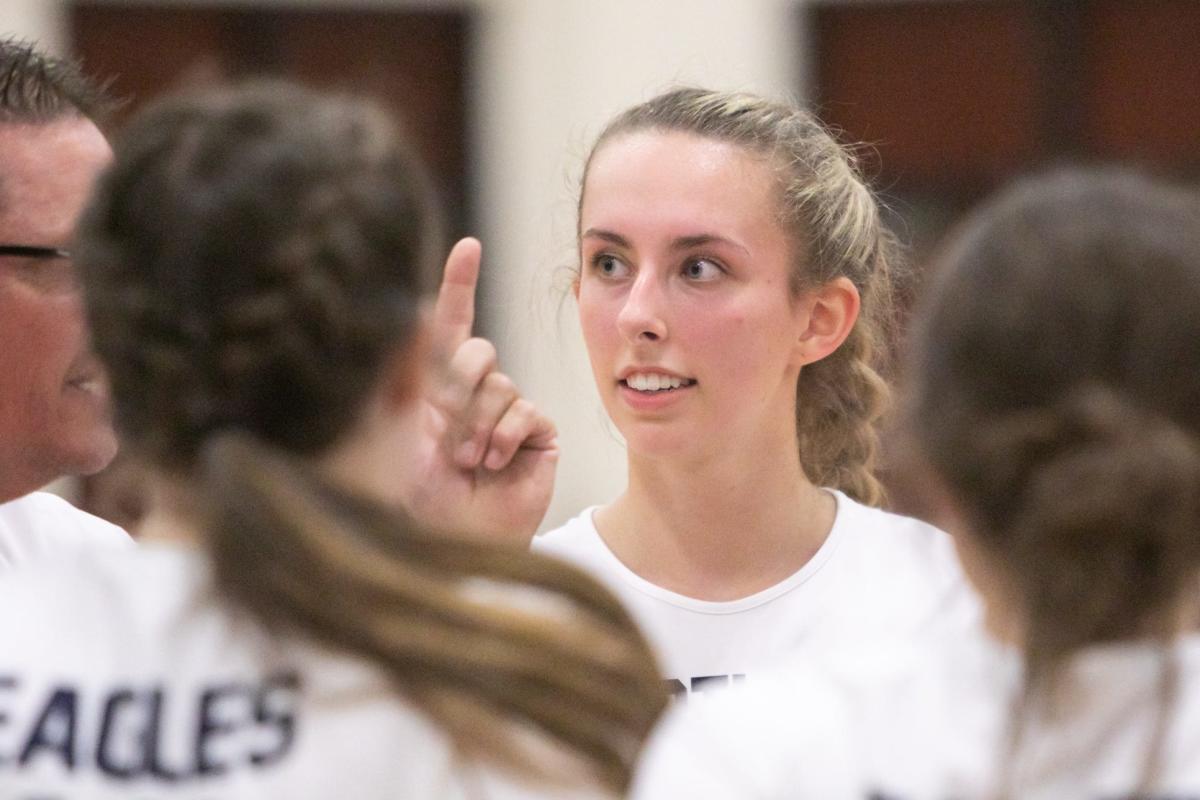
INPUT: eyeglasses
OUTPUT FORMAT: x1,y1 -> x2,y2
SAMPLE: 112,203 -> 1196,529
0,244 -> 77,292
0,245 -> 71,259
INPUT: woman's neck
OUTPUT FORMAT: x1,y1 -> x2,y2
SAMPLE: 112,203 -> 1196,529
595,442 -> 835,601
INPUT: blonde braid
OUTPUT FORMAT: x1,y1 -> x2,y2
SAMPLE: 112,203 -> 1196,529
797,322 -> 891,504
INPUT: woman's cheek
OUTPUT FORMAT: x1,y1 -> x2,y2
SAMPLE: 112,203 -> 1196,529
689,308 -> 750,366
578,295 -> 624,374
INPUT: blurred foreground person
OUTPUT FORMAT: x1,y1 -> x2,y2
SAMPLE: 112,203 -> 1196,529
0,81 -> 664,798
0,37 -> 127,568
632,169 -> 1200,798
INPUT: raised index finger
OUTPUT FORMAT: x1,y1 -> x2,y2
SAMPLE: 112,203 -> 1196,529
433,237 -> 482,348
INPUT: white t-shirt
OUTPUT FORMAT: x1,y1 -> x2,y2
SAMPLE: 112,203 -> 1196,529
0,491 -> 131,573
534,490 -> 980,699
632,633 -> 1200,798
0,544 -> 608,799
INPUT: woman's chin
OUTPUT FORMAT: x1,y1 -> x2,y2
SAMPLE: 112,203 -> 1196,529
620,427 -> 708,465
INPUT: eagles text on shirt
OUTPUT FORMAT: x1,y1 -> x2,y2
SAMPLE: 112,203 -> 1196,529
0,672 -> 299,781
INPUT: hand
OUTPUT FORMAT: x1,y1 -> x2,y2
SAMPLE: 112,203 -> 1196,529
402,237 -> 558,544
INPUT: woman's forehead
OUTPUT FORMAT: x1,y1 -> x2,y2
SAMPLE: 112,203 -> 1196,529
586,129 -> 772,189
581,130 -> 784,242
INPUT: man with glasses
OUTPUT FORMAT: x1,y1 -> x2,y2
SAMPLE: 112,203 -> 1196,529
0,37 -> 128,570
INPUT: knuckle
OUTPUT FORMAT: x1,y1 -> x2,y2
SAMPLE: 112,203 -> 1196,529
508,398 -> 535,421
483,371 -> 516,396
489,426 -> 518,450
515,398 -> 549,428
464,337 -> 498,369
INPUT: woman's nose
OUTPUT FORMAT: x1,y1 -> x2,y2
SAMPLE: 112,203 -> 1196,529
616,271 -> 668,343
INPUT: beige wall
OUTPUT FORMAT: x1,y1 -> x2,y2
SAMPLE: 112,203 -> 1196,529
0,0 -> 66,52
3,0 -> 804,530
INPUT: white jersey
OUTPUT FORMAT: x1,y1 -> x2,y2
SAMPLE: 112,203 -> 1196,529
0,543 -> 607,799
632,633 -> 1200,798
534,490 -> 980,699
0,491 -> 130,573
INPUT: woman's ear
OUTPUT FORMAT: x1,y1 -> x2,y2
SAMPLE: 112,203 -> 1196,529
794,276 -> 861,367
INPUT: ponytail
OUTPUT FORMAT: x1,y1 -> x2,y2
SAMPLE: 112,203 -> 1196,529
982,388 -> 1200,683
200,433 -> 666,793
984,387 -> 1200,794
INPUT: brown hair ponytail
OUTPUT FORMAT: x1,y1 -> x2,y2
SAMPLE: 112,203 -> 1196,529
986,388 -> 1200,795
984,389 -> 1200,682
201,433 -> 663,791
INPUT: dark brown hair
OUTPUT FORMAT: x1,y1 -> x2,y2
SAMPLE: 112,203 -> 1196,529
76,81 -> 665,793
908,168 -> 1200,791
0,36 -> 116,126
578,87 -> 902,504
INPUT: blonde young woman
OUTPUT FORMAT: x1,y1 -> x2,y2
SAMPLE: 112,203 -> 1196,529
633,168 -> 1200,797
0,82 -> 664,798
530,88 -> 979,697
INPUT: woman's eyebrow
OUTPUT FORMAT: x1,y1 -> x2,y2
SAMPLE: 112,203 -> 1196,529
581,228 -> 630,247
582,229 -> 751,257
671,234 -> 750,257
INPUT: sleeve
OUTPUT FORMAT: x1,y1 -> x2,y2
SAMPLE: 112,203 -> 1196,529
629,666 -> 862,800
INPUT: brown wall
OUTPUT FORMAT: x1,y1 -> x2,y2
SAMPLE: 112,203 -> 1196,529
70,3 -> 470,227
812,0 -> 1200,206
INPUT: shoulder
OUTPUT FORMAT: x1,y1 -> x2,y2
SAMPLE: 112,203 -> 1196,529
0,543 -> 202,656
631,654 -> 862,799
1166,637 -> 1200,777
833,491 -> 949,547
811,491 -> 984,640
0,492 -> 131,572
1,491 -> 126,534
826,491 -> 967,580
532,507 -> 604,560
632,636 -> 1013,800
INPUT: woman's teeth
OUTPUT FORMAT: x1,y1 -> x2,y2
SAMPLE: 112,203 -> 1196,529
624,373 -> 694,392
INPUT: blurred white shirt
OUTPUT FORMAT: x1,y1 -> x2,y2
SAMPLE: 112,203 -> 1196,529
633,631 -> 1200,798
0,490 -> 130,573
0,542 -> 609,799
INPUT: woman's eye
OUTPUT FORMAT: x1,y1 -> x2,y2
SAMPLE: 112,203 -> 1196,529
593,254 -> 628,278
683,258 -> 722,281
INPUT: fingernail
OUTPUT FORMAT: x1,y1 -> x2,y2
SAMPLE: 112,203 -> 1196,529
484,448 -> 504,470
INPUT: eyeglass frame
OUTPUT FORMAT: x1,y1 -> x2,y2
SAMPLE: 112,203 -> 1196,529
0,245 -> 71,259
